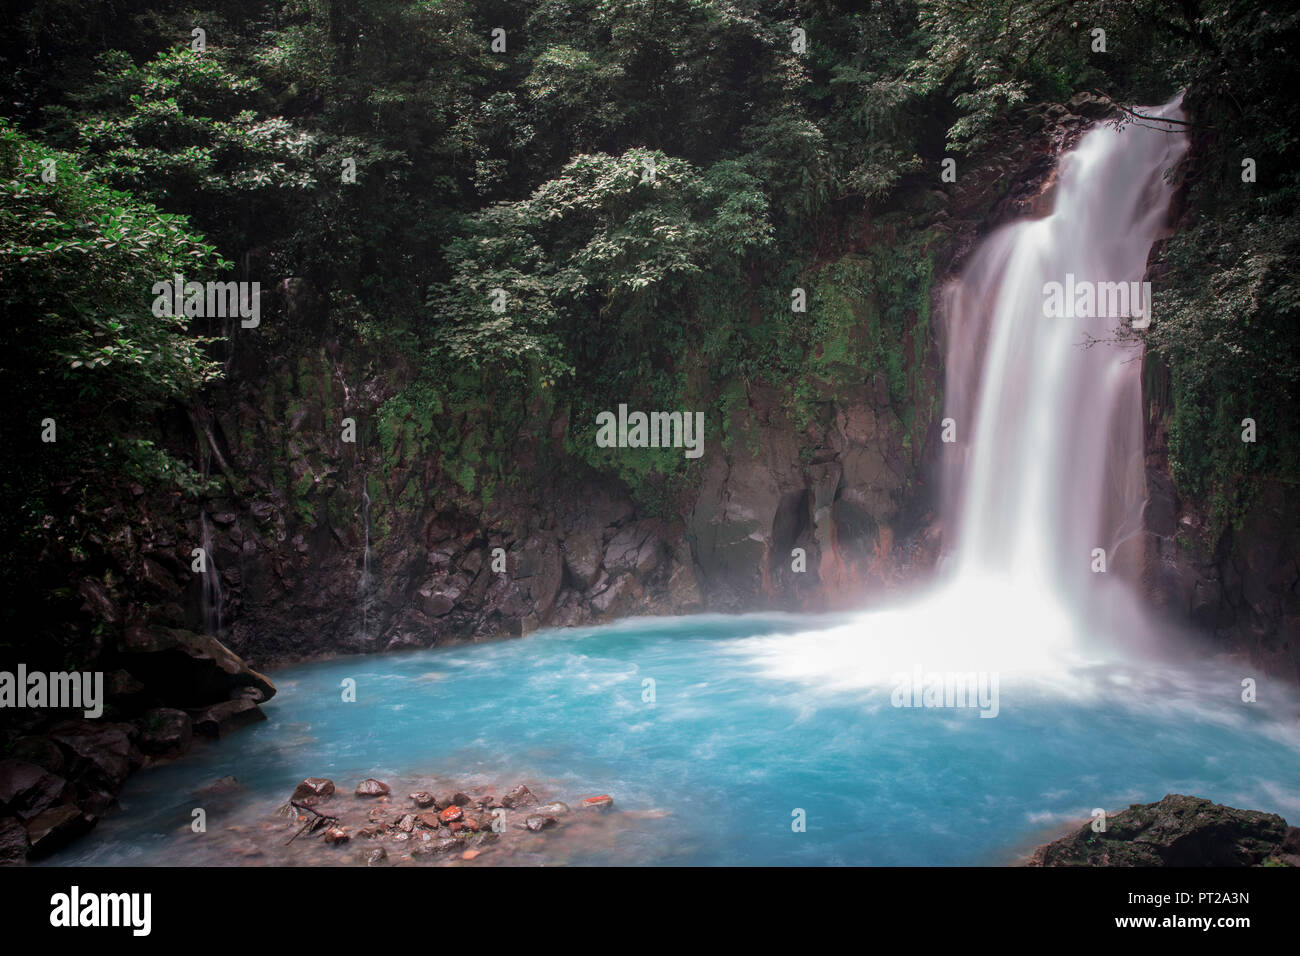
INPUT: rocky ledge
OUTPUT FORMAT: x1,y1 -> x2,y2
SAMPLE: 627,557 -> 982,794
0,626 -> 274,864
1028,794 -> 1300,867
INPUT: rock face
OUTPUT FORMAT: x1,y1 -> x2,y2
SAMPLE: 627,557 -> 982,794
0,628 -> 272,863
1139,360 -> 1300,683
1029,794 -> 1296,867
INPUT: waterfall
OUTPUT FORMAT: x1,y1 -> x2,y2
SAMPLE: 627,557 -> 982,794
941,97 -> 1188,605
739,98 -> 1189,688
359,481 -> 372,641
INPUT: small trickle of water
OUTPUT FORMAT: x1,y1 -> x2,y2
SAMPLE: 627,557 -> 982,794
359,481 -> 372,641
199,511 -> 223,637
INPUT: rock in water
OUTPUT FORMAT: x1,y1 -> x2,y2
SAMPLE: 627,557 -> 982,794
355,778 -> 391,797
323,826 -> 349,844
291,777 -> 335,805
409,791 -> 435,808
1028,794 -> 1293,866
581,794 -> 614,811
525,815 -> 557,833
501,785 -> 537,809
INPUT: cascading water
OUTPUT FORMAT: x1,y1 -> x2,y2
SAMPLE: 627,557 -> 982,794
359,480 -> 373,641
942,97 -> 1187,611
738,99 -> 1189,688
199,510 -> 224,637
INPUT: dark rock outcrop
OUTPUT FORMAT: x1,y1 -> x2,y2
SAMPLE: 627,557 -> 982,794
1029,794 -> 1296,866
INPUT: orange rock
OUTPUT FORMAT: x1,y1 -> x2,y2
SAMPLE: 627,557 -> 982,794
439,804 -> 463,824
581,795 -> 614,810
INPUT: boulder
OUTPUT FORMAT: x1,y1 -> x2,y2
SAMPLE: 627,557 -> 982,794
47,721 -> 132,794
0,760 -> 73,821
1029,794 -> 1291,866
24,804 -> 87,857
118,625 -> 276,707
188,699 -> 265,738
137,708 -> 193,758
0,815 -> 28,864
291,778 -> 335,805
355,778 -> 391,798
501,785 -> 537,810
5,736 -> 64,775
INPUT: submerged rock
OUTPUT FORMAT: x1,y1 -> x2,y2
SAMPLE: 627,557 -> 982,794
524,814 -> 557,833
581,794 -> 614,811
1029,794 -> 1294,866
409,791 -> 435,808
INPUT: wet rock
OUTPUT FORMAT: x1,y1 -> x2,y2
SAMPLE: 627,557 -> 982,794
398,814 -> 416,833
137,708 -> 193,758
409,791 -> 435,808
323,826 -> 349,844
415,812 -> 442,829
438,805 -> 463,824
1029,794 -> 1291,866
537,801 -> 571,817
365,847 -> 388,866
188,698 -> 265,738
452,791 -> 471,806
0,760 -> 73,821
25,804 -> 87,857
48,721 -> 132,793
355,778 -> 391,798
524,814 -> 557,833
0,815 -> 29,864
581,794 -> 614,812
412,837 -> 459,856
291,778 -> 335,805
501,784 -> 537,810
